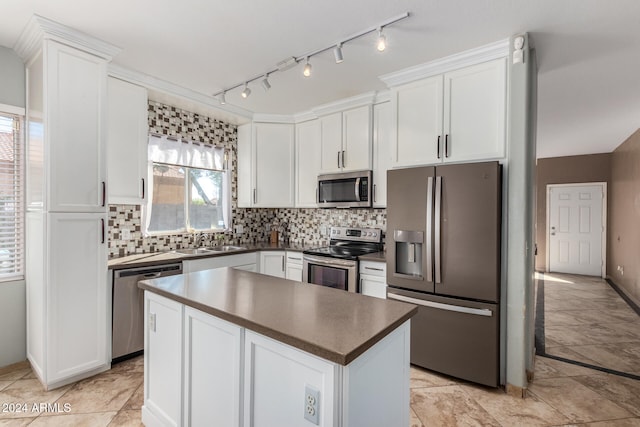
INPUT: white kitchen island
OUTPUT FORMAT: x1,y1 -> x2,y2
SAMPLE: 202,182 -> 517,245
138,267 -> 416,427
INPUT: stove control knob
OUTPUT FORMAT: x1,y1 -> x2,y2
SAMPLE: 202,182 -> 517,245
372,232 -> 377,237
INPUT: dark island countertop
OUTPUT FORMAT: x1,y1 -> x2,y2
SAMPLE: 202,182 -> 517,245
139,267 -> 416,365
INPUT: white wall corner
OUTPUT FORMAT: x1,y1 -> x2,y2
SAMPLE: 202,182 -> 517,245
14,14 -> 121,62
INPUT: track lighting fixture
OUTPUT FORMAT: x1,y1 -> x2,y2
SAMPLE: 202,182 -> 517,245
334,44 -> 344,64
241,83 -> 251,98
212,12 -> 409,102
377,27 -> 387,52
303,57 -> 312,77
261,74 -> 271,91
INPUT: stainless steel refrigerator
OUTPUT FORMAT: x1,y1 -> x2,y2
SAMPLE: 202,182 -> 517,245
386,162 -> 501,387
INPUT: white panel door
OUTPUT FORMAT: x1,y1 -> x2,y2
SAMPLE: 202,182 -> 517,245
391,75 -> 443,167
443,58 -> 506,163
548,184 -> 605,276
372,102 -> 392,207
254,123 -> 295,207
107,77 -> 148,205
259,251 -> 286,278
341,105 -> 372,172
319,113 -> 343,174
47,40 -> 107,212
295,120 -> 321,207
47,212 -> 108,382
184,307 -> 243,427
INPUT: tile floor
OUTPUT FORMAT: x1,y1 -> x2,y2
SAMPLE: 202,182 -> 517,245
539,272 -> 640,377
1,272 -> 639,427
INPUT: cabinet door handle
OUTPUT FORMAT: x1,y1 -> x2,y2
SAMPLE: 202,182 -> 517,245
253,188 -> 257,204
437,135 -> 441,159
364,266 -> 384,272
445,134 -> 450,158
141,178 -> 145,199
101,181 -> 106,207
337,151 -> 341,168
100,218 -> 105,244
341,150 -> 345,168
282,256 -> 285,272
373,184 -> 377,203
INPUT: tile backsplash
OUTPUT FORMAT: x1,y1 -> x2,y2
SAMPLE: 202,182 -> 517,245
108,101 -> 386,257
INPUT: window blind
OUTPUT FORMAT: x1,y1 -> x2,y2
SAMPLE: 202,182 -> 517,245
0,113 -> 24,281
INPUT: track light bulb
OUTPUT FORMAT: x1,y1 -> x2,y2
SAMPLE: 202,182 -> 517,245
377,28 -> 387,52
334,44 -> 344,63
241,83 -> 251,98
303,57 -> 312,77
219,92 -> 226,105
261,75 -> 271,91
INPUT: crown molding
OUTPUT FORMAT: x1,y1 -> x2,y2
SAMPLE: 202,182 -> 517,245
108,63 -> 253,123
14,14 -> 121,62
379,38 -> 510,87
252,114 -> 296,124
374,89 -> 391,104
312,91 -> 377,117
293,110 -> 318,123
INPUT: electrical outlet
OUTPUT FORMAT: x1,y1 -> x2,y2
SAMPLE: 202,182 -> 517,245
121,228 -> 131,240
304,385 -> 319,425
265,224 -> 271,232
234,225 -> 244,234
320,225 -> 327,236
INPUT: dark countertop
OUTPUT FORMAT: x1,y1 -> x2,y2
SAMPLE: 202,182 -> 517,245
139,267 -> 417,365
358,251 -> 387,262
108,242 -> 311,270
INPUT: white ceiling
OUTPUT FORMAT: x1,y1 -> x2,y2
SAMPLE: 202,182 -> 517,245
2,0 -> 640,158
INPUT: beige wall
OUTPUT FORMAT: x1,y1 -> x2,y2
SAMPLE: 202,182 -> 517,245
535,153 -> 611,271
608,129 -> 640,305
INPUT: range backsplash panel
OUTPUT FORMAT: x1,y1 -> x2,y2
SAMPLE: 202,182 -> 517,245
108,101 -> 386,257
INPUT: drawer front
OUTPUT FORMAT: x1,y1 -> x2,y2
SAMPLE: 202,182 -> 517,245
285,251 -> 303,265
359,260 -> 386,277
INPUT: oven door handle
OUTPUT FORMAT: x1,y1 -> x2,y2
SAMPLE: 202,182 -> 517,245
303,254 -> 356,268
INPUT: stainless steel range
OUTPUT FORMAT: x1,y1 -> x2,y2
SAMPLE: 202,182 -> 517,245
302,226 -> 383,293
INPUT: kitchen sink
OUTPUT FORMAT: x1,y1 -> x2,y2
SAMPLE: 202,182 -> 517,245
172,248 -> 214,255
206,245 -> 247,252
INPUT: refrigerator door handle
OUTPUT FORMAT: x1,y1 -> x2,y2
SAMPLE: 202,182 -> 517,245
387,293 -> 493,317
434,176 -> 442,283
426,176 -> 434,282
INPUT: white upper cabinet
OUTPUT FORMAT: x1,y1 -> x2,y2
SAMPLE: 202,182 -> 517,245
319,105 -> 372,174
443,58 -> 506,162
342,105 -> 372,172
47,41 -> 107,212
295,119 -> 321,207
391,75 -> 443,167
372,102 -> 393,208
319,112 -> 343,174
237,122 -> 295,208
391,58 -> 506,167
106,77 -> 148,205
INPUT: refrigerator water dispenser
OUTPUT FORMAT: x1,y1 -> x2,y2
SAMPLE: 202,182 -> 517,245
394,230 -> 424,278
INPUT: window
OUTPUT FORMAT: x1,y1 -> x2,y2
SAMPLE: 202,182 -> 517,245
0,113 -> 24,281
144,135 -> 230,234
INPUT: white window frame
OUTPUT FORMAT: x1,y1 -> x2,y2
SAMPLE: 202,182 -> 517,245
0,107 -> 25,282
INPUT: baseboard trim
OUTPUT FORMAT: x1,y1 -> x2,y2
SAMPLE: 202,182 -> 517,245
506,383 -> 526,398
606,277 -> 640,316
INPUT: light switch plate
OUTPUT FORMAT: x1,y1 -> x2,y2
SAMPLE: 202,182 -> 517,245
121,228 -> 131,240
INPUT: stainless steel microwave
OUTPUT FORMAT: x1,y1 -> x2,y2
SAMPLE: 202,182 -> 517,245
317,170 -> 372,208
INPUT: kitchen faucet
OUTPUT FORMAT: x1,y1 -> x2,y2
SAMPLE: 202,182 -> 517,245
194,232 -> 208,247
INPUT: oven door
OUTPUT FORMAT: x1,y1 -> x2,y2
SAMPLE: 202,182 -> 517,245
302,254 -> 358,293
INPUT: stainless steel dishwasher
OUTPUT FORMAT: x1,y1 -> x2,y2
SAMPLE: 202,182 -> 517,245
112,263 -> 182,363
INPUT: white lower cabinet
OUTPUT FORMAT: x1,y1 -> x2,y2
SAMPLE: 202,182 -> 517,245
26,212 -> 109,389
182,253 -> 257,273
259,251 -> 286,278
359,260 -> 387,299
244,331 -> 337,427
184,307 -> 243,427
143,292 -> 183,427
142,292 -> 410,427
285,251 -> 303,282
